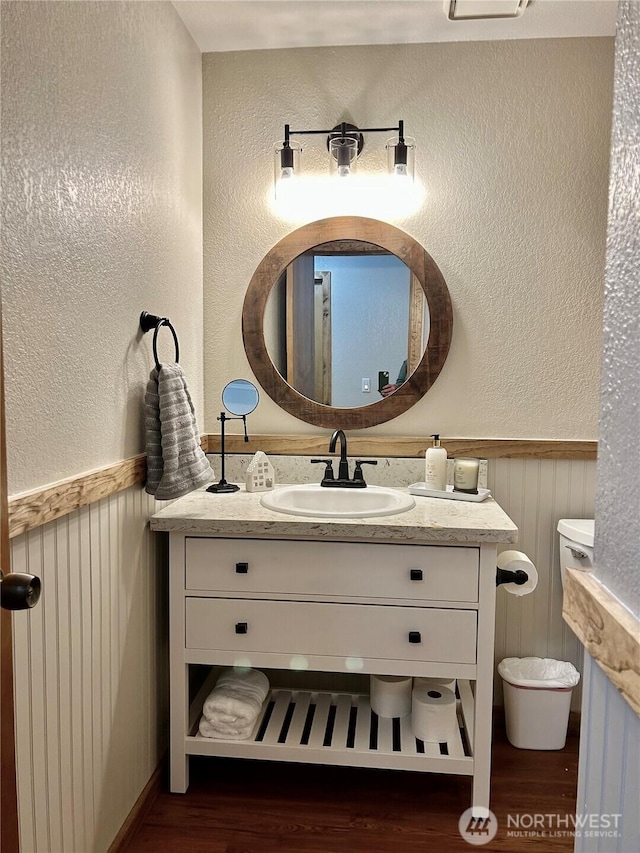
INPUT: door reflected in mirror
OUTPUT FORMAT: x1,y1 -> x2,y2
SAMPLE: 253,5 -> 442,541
264,241 -> 429,408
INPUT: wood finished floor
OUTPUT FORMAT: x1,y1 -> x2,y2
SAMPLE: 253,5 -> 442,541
124,719 -> 579,853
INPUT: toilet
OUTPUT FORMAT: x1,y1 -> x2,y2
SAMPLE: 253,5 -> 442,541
557,518 -> 595,586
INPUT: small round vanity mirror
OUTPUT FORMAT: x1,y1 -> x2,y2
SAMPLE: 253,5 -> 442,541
207,379 -> 260,495
221,379 -> 259,416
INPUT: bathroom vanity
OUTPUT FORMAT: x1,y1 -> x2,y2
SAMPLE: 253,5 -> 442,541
151,485 -> 517,815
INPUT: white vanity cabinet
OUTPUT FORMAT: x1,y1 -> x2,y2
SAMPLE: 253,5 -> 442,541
155,489 -> 517,818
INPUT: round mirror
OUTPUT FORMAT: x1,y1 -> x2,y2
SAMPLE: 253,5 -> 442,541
222,379 -> 259,416
242,217 -> 452,429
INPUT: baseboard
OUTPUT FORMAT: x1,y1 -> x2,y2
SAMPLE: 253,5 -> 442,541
568,710 -> 581,736
107,756 -> 166,853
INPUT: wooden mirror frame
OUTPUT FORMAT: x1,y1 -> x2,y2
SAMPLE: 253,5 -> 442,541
242,216 -> 453,429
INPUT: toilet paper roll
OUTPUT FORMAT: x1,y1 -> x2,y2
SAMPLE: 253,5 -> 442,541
370,675 -> 412,718
413,676 -> 457,694
497,550 -> 539,596
411,685 -> 458,742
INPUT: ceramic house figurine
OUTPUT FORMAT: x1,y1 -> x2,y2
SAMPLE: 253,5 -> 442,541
245,451 -> 275,492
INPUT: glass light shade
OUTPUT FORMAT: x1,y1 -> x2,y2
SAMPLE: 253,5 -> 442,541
386,136 -> 416,181
329,137 -> 358,178
273,140 -> 301,198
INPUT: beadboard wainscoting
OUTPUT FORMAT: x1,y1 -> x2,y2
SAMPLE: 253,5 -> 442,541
575,653 -> 640,851
10,485 -> 170,853
488,458 -> 596,708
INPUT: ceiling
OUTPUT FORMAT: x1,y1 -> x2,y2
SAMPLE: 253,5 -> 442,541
171,0 -> 617,53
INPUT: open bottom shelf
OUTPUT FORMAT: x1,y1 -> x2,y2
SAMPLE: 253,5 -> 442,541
186,686 -> 474,775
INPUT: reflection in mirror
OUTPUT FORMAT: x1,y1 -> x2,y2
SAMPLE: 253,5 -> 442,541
264,241 -> 429,408
222,378 -> 260,416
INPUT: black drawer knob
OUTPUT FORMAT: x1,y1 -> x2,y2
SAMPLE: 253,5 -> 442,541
235,622 -> 248,634
408,631 -> 422,644
409,569 -> 423,581
235,562 -> 249,574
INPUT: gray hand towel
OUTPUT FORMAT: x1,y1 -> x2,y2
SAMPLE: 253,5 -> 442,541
145,363 -> 212,500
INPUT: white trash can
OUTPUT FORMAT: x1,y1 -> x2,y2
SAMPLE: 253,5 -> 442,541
498,657 -> 580,750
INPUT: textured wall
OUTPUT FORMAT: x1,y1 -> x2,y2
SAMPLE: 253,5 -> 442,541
202,38 -> 613,439
577,8 -> 640,852
594,1 -> 640,617
1,1 -> 203,494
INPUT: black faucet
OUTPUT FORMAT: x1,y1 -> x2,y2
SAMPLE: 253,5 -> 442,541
309,429 -> 378,488
329,429 -> 350,481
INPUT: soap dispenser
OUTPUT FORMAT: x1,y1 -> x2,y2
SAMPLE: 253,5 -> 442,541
424,434 -> 447,492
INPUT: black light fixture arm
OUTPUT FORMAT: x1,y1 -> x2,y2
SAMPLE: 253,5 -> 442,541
281,120 -> 408,173
280,124 -> 294,169
284,121 -> 404,137
395,119 -> 408,167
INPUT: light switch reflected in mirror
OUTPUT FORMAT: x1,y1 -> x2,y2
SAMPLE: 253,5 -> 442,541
264,242 -> 430,408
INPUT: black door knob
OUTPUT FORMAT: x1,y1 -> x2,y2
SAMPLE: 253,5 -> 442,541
235,622 -> 248,634
408,631 -> 422,644
409,569 -> 423,581
235,562 -> 249,574
0,572 -> 42,610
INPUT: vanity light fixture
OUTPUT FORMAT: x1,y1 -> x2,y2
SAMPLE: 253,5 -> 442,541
274,120 -> 415,197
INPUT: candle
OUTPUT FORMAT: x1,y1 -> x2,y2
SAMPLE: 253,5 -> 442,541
453,458 -> 480,494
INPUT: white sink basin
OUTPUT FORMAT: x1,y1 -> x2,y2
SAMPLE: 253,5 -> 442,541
260,484 -> 415,519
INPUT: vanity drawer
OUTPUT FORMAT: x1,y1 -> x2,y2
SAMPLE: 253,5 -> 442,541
185,598 -> 477,664
185,538 -> 479,603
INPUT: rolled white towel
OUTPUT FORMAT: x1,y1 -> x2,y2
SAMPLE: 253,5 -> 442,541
201,668 -> 270,733
198,717 -> 256,740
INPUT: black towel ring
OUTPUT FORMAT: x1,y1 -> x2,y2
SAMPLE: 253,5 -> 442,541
152,319 -> 179,370
140,311 -> 180,370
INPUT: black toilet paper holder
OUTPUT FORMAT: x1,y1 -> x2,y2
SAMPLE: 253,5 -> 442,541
496,567 -> 529,587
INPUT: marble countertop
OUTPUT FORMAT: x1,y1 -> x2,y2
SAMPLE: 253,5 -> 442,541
150,484 -> 518,544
